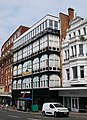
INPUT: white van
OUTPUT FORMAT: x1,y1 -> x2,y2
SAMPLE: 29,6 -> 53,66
42,102 -> 69,117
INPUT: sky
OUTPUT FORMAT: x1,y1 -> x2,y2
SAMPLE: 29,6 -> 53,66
0,0 -> 87,53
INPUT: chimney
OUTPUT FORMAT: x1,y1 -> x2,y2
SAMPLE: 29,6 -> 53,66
68,8 -> 74,22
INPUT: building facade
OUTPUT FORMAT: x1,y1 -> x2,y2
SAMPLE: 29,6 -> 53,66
0,26 -> 29,104
12,15 -> 60,109
60,16 -> 87,112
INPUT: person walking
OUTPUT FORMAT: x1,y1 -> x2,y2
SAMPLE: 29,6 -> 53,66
6,103 -> 8,111
1,104 -> 4,110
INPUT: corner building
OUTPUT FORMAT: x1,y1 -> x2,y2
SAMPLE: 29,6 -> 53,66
12,15 -> 60,109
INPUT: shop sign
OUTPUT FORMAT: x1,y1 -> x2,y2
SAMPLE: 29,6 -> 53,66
21,91 -> 30,94
22,71 -> 32,76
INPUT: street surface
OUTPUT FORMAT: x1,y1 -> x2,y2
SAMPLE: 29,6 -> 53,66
0,108 -> 87,120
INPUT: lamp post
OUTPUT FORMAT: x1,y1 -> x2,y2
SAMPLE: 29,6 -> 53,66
31,60 -> 33,106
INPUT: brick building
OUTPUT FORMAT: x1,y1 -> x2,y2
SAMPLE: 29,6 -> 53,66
59,8 -> 74,86
0,26 -> 29,104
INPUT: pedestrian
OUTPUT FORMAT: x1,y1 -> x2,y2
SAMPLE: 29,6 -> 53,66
6,103 -> 8,111
1,104 -> 4,110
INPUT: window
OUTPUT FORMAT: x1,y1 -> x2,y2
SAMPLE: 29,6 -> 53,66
44,20 -> 47,29
72,66 -> 77,79
49,20 -> 53,29
67,49 -> 69,59
80,66 -> 84,78
71,46 -> 74,56
79,44 -> 83,55
78,30 -> 81,35
66,69 -> 69,80
83,27 -> 86,34
50,104 -> 54,108
18,50 -> 22,60
73,32 -> 76,37
69,34 -> 71,39
74,45 -> 77,56
54,21 -> 58,30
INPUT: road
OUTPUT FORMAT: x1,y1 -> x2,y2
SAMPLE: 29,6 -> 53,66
0,109 -> 87,120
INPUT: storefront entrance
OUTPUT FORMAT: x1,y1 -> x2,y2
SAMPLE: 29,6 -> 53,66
71,97 -> 79,112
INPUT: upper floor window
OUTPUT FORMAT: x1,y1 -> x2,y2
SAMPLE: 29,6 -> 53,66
80,66 -> 84,78
66,69 -> 69,80
78,30 -> 81,35
54,21 -> 58,30
49,20 -> 53,29
67,49 -> 69,59
69,34 -> 71,39
79,44 -> 83,55
73,32 -> 76,37
72,66 -> 78,79
74,45 -> 77,56
71,46 -> 74,56
44,20 -> 47,29
83,27 -> 86,34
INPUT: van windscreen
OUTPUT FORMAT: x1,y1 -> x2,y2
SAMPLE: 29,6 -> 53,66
54,104 -> 63,108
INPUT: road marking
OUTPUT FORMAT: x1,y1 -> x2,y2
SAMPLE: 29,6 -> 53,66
27,118 -> 41,120
8,115 -> 21,118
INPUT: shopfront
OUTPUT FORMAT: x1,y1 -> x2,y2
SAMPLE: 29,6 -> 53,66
59,88 -> 87,112
12,88 -> 59,110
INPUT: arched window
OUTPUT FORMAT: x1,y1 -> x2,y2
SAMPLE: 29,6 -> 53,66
33,58 -> 39,71
23,61 -> 32,72
40,75 -> 48,88
17,79 -> 22,89
49,74 -> 60,87
22,78 -> 32,89
40,54 -> 48,69
13,80 -> 17,89
13,66 -> 17,76
18,64 -> 22,75
33,76 -> 39,88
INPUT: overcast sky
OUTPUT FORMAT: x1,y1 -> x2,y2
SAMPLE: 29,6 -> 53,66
0,0 -> 87,52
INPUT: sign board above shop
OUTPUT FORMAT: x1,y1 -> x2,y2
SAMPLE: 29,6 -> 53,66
21,91 -> 30,94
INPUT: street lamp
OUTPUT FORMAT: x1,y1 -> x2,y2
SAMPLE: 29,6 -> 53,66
31,60 -> 33,106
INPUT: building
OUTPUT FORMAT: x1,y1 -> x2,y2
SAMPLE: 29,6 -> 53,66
59,8 -> 74,86
12,15 -> 60,110
0,26 -> 29,104
60,16 -> 87,112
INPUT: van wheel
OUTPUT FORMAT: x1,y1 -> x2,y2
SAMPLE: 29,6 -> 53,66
42,111 -> 45,116
54,112 -> 57,117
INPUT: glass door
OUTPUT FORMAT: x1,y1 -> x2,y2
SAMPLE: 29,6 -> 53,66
71,97 -> 79,112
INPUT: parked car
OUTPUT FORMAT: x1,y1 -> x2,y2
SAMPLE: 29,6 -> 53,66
42,102 -> 69,117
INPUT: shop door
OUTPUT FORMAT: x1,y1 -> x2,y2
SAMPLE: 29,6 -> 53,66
71,97 -> 79,112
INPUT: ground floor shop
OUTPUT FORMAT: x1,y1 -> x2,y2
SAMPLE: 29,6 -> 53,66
59,89 -> 87,112
12,88 -> 61,111
0,94 -> 12,105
